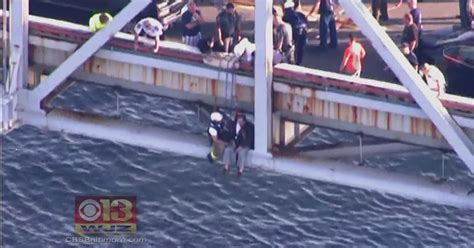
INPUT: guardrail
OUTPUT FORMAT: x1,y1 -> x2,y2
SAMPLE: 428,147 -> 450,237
1,11 -> 473,115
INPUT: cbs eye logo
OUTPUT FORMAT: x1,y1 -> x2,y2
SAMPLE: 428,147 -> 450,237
75,196 -> 137,234
78,199 -> 102,221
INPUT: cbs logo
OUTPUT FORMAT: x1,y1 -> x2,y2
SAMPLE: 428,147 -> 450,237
77,198 -> 134,222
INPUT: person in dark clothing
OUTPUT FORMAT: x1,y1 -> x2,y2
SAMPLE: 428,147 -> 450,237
197,37 -> 214,54
401,42 -> 419,71
407,0 -> 431,64
383,42 -> 419,81
372,0 -> 389,22
234,114 -> 254,174
223,114 -> 254,174
408,0 -> 422,35
283,1 -> 308,65
181,1 -> 204,46
307,0 -> 338,49
459,0 -> 472,30
208,112 -> 234,163
216,3 -> 241,53
401,13 -> 418,53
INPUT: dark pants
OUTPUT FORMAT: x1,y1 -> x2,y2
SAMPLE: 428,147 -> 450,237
372,0 -> 389,21
282,45 -> 296,64
319,12 -> 338,48
294,28 -> 307,65
414,39 -> 435,65
459,0 -> 473,30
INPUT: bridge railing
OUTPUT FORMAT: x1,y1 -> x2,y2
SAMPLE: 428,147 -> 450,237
2,11 -> 473,115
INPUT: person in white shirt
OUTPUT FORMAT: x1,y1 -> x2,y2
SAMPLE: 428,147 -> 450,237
419,63 -> 447,97
134,17 -> 164,53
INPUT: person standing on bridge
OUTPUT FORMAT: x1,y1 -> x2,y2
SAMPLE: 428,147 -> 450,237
408,0 -> 422,35
283,1 -> 308,65
371,0 -> 389,22
216,3 -> 241,53
307,0 -> 338,50
182,1 -> 204,46
339,34 -> 366,77
134,17 -> 164,53
89,13 -> 113,32
407,0 -> 432,64
401,13 -> 419,53
459,0 -> 473,30
371,0 -> 405,23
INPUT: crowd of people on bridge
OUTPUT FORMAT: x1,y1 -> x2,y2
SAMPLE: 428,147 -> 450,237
83,0 -> 474,171
87,0 -> 463,97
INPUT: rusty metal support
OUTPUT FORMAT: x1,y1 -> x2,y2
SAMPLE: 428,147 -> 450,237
286,124 -> 316,148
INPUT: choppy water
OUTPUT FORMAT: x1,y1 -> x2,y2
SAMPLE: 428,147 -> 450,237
2,81 -> 474,247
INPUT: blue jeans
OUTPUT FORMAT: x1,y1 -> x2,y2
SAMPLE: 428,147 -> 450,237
459,0 -> 472,30
319,12 -> 338,48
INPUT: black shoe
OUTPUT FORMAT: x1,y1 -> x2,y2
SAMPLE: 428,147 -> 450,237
207,153 -> 213,163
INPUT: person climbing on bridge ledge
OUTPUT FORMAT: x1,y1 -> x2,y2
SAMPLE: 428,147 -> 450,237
419,63 -> 447,97
134,17 -> 164,53
89,13 -> 113,32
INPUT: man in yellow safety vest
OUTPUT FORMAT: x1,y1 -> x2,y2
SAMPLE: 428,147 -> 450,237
89,13 -> 113,32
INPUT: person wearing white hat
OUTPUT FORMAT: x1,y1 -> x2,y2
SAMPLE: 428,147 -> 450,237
282,0 -> 308,65
284,1 -> 295,9
207,111 -> 233,163
281,0 -> 300,11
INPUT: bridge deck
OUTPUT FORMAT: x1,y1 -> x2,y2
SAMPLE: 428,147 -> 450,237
2,13 -> 471,114
2,12 -> 474,150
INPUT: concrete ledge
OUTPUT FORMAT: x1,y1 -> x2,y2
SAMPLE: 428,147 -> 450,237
18,109 -> 474,209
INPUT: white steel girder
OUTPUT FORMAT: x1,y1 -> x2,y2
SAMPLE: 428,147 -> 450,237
339,0 -> 474,169
30,0 -> 151,109
1,0 -> 28,133
254,0 -> 273,156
